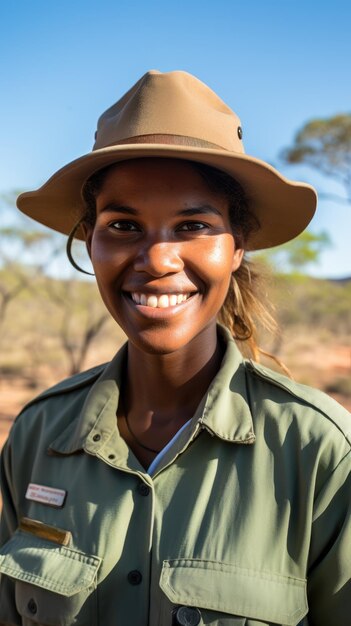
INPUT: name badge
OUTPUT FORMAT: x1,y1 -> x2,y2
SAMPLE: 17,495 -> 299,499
25,483 -> 67,508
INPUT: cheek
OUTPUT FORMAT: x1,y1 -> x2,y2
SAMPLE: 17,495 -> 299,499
200,235 -> 237,283
90,232 -> 127,279
90,231 -> 112,265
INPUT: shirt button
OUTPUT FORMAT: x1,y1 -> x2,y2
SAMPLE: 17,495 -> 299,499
137,483 -> 150,496
27,599 -> 37,615
127,570 -> 142,585
92,434 -> 101,442
174,606 -> 202,626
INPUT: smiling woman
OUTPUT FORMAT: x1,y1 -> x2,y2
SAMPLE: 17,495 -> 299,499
0,70 -> 350,626
82,159 -> 244,358
81,158 -> 269,357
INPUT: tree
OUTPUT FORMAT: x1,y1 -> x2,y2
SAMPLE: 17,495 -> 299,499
254,230 -> 331,275
253,230 -> 332,357
41,277 -> 110,376
0,193 -> 109,381
281,113 -> 351,203
0,226 -> 55,334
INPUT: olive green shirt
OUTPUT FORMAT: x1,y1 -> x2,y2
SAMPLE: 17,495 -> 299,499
0,329 -> 350,625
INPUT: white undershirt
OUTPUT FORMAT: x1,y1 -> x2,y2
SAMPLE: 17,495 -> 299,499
147,419 -> 191,475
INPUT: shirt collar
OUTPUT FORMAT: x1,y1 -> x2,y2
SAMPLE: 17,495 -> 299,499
49,326 -> 255,459
49,343 -> 128,455
198,326 -> 255,444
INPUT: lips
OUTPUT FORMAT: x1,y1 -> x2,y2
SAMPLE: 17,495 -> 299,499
130,292 -> 193,308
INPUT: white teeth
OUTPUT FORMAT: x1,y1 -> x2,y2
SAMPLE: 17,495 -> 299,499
158,295 -> 170,308
130,292 -> 193,308
147,295 -> 158,308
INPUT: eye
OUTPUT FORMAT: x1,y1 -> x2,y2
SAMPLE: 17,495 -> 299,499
176,221 -> 208,232
109,220 -> 141,232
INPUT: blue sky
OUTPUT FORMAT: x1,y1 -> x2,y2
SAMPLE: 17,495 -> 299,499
1,0 -> 350,277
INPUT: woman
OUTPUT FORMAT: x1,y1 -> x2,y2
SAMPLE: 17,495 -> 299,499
0,70 -> 350,626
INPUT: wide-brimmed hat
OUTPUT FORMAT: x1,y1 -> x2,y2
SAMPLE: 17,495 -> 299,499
17,70 -> 317,250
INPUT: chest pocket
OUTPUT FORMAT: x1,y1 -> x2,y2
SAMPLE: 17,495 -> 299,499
0,530 -> 101,626
159,559 -> 308,626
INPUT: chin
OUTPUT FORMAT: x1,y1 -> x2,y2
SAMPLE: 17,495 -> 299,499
128,334 -> 189,356
125,325 -> 202,356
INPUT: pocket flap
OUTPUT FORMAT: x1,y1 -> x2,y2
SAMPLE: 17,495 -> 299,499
160,559 -> 308,625
0,530 -> 101,597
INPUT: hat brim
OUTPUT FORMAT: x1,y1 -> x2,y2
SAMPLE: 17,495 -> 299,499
16,143 -> 317,251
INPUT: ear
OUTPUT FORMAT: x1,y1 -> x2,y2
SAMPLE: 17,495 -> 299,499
231,247 -> 244,273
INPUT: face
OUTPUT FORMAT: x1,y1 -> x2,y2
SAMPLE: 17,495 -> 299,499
85,158 -> 244,355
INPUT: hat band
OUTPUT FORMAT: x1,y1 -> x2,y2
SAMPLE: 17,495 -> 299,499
95,133 -> 228,152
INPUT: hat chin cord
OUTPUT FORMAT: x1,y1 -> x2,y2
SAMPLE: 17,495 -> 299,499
66,219 -> 95,276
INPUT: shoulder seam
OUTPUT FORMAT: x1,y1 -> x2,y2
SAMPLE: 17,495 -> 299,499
245,360 -> 351,445
16,363 -> 107,417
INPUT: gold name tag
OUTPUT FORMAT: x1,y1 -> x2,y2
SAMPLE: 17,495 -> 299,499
19,517 -> 72,546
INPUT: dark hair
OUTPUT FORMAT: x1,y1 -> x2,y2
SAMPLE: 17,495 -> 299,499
81,159 -> 277,361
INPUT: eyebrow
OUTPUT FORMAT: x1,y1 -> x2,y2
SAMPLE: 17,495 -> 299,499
100,204 -> 138,215
177,205 -> 222,217
99,203 -> 222,217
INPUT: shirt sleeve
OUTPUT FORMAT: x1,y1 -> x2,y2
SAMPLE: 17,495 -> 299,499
0,437 -> 22,625
307,450 -> 351,626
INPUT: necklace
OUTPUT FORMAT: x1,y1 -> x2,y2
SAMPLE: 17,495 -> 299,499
123,410 -> 162,454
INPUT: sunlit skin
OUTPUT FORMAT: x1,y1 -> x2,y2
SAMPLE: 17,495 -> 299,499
85,159 -> 244,466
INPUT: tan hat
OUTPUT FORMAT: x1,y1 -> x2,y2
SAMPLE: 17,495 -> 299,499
17,70 -> 317,250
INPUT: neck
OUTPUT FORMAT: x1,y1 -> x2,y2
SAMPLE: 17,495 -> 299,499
124,325 -> 223,418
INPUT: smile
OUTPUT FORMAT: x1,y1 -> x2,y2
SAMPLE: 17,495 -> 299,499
130,293 -> 193,308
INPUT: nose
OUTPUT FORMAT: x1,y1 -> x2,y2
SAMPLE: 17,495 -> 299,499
133,240 -> 184,276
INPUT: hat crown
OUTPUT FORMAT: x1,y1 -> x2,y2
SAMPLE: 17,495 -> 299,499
93,70 -> 244,154
17,69 -> 317,250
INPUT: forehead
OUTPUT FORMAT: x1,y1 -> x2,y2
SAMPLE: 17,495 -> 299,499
96,158 -> 225,201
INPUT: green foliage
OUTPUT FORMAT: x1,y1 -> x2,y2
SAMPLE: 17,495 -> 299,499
0,190 -> 24,206
0,226 -> 51,247
254,230 -> 331,274
281,113 -> 351,199
272,275 -> 351,336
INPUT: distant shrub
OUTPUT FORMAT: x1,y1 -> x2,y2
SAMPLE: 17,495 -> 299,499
325,377 -> 351,396
0,363 -> 26,378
